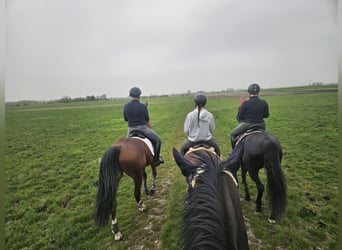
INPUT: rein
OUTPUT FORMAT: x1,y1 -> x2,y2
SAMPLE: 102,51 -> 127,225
222,169 -> 238,186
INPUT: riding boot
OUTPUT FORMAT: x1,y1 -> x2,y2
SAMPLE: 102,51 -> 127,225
230,135 -> 236,149
153,141 -> 164,166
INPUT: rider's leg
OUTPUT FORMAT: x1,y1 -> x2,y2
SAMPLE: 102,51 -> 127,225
230,122 -> 249,149
142,127 -> 164,166
180,140 -> 193,155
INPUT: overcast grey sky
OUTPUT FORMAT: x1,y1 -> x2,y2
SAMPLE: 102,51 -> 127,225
5,0 -> 338,101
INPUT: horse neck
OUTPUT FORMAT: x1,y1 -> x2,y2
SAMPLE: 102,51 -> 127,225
219,172 -> 249,249
183,166 -> 227,248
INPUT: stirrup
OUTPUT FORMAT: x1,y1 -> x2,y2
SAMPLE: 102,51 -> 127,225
153,157 -> 164,166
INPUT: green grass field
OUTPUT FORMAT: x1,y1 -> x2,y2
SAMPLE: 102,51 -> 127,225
5,86 -> 338,249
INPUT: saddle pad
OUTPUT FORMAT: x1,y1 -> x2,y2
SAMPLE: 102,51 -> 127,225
185,146 -> 216,156
132,137 -> 154,156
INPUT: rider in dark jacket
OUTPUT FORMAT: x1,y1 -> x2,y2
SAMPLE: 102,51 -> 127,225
224,83 -> 269,180
230,83 -> 269,148
123,87 -> 164,167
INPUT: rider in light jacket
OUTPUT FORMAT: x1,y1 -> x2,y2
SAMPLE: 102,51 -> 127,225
181,93 -> 220,156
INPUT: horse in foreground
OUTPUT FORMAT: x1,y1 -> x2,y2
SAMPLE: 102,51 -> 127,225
225,131 -> 287,223
173,147 -> 249,250
94,136 -> 157,240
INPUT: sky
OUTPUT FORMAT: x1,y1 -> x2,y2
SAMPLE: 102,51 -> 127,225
5,0 -> 338,101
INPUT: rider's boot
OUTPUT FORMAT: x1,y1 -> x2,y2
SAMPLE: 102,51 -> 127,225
153,141 -> 164,166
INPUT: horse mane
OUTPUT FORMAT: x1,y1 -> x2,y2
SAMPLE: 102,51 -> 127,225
182,152 -> 228,249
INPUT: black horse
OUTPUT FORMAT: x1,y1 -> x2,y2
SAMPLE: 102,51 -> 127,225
225,131 -> 287,223
173,147 -> 250,249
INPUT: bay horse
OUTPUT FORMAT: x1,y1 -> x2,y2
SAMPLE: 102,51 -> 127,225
225,131 -> 287,223
94,136 -> 157,240
173,147 -> 250,250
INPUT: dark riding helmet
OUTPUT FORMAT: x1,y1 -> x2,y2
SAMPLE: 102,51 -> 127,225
194,93 -> 207,107
248,83 -> 260,95
129,87 -> 142,98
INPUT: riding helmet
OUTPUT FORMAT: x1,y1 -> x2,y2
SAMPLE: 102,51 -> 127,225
194,93 -> 207,107
248,83 -> 260,95
129,87 -> 142,98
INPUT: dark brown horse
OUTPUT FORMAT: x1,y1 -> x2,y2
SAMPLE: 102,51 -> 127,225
173,147 -> 249,249
94,137 -> 157,240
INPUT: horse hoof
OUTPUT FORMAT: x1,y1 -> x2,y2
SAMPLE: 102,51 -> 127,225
139,206 -> 147,212
149,189 -> 155,196
114,231 -> 123,241
268,218 -> 276,223
138,201 -> 147,212
256,208 -> 262,213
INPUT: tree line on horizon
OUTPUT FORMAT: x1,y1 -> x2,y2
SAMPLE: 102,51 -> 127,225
5,82 -> 337,107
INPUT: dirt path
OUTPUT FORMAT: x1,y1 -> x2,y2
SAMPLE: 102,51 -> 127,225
123,168 -> 175,250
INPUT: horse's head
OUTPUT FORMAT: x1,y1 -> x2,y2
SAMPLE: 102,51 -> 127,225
172,147 -> 205,176
173,147 -> 220,190
173,148 -> 249,249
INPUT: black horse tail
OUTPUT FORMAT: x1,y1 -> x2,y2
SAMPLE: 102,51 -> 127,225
264,142 -> 287,222
94,146 -> 120,227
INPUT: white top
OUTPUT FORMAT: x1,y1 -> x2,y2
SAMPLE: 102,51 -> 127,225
184,108 -> 215,142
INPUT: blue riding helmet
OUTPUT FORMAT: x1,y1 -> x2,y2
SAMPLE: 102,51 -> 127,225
248,83 -> 260,94
194,93 -> 207,107
129,87 -> 142,98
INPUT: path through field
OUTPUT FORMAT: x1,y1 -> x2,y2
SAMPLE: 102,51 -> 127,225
122,168 -> 175,249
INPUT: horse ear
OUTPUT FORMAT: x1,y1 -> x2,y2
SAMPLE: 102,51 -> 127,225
172,147 -> 184,167
172,147 -> 192,176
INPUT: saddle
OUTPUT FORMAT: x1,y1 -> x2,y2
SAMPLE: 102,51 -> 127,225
128,131 -> 154,155
184,142 -> 216,156
185,145 -> 216,156
234,128 -> 264,147
128,130 -> 146,138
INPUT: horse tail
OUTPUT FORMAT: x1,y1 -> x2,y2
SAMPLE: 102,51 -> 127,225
264,141 -> 287,221
94,146 -> 121,227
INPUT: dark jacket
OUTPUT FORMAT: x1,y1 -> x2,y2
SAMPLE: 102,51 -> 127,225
237,96 -> 269,123
123,99 -> 149,127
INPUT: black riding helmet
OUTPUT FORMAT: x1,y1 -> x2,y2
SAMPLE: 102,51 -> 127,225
248,83 -> 260,95
194,93 -> 207,108
129,87 -> 142,98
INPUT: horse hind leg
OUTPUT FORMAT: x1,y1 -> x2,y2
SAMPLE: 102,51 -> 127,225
111,181 -> 123,240
241,166 -> 251,201
133,175 -> 147,212
249,169 -> 265,212
149,166 -> 157,195
142,171 -> 149,195
111,216 -> 123,240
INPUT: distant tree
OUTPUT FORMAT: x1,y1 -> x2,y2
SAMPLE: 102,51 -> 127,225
60,96 -> 72,103
98,94 -> 107,100
311,81 -> 323,86
86,95 -> 95,101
